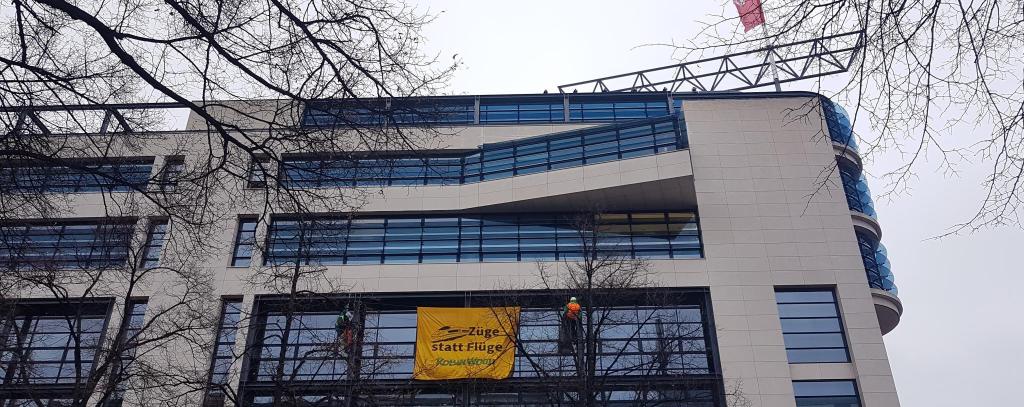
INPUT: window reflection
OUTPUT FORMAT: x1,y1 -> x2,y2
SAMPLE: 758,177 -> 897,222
264,212 -> 702,265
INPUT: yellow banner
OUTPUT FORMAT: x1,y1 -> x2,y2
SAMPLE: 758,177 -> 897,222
413,306 -> 520,381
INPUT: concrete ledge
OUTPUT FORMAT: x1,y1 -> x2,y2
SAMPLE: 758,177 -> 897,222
850,210 -> 882,240
353,149 -> 695,213
871,288 -> 903,335
833,142 -> 861,168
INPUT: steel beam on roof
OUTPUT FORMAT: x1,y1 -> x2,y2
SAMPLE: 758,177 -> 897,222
558,31 -> 865,94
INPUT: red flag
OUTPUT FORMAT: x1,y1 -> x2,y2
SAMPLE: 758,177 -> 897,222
733,0 -> 766,32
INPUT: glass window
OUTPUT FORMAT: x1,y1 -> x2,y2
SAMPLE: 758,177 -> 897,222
0,158 -> 154,193
0,220 -> 134,270
0,301 -> 111,387
514,305 -> 712,378
264,212 -> 702,265
246,156 -> 270,188
231,218 -> 258,267
303,98 -> 474,127
243,291 -> 720,406
157,156 -> 184,192
568,95 -> 670,122
204,299 -> 243,407
392,99 -> 475,125
479,97 -> 564,124
282,115 -> 683,190
303,95 -> 682,128
856,231 -> 897,295
140,220 -> 168,268
775,289 -> 850,363
821,98 -> 859,152
107,299 -> 148,404
793,380 -> 861,407
838,159 -> 876,217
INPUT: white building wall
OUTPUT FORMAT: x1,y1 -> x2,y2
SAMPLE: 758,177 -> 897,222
5,94 -> 902,407
684,97 -> 900,407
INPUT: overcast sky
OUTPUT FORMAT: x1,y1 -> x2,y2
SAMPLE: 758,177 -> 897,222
414,1 -> 1023,405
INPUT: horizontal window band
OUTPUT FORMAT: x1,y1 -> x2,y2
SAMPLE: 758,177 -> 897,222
283,116 -> 686,189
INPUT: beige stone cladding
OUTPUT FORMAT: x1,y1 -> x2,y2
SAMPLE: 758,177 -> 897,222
684,97 -> 899,407
5,94 -> 900,406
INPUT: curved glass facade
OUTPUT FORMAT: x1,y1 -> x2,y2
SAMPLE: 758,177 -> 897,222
856,231 -> 897,295
282,116 -> 684,189
838,159 -> 876,218
822,98 -> 858,152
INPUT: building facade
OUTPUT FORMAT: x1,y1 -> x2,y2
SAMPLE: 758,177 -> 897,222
1,91 -> 902,406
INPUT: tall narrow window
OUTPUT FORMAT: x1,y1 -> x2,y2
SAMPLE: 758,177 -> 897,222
775,289 -> 850,363
204,299 -> 243,407
140,220 -> 169,268
246,156 -> 270,188
793,380 -> 861,407
106,299 -> 148,406
158,156 -> 184,192
230,218 -> 258,267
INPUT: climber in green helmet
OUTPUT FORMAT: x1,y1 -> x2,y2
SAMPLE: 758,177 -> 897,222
563,297 -> 581,321
336,305 -> 355,354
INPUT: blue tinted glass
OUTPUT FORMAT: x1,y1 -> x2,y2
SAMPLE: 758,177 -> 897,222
303,99 -> 475,126
264,212 -> 701,265
838,160 -> 876,217
777,303 -> 838,318
206,299 -> 243,396
780,318 -> 842,333
857,232 -> 897,294
822,98 -> 859,152
787,348 -> 850,363
776,291 -> 836,304
783,333 -> 846,349
1,159 -> 154,193
793,381 -> 858,397
0,221 -> 134,270
284,116 -> 682,190
0,303 -> 110,386
776,289 -> 849,364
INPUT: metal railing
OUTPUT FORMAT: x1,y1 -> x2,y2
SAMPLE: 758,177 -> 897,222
558,31 -> 865,94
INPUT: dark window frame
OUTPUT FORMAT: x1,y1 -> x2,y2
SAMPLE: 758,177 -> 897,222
157,156 -> 185,192
283,115 -> 687,190
263,211 -> 703,266
140,219 -> 169,269
0,157 -> 155,194
775,288 -> 851,364
203,298 -> 244,407
837,158 -> 876,218
230,218 -> 259,267
855,231 -> 897,294
246,156 -> 271,189
302,94 -> 675,128
239,289 -> 724,406
793,379 -> 862,407
0,219 -> 136,270
105,298 -> 148,405
0,298 -> 114,400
